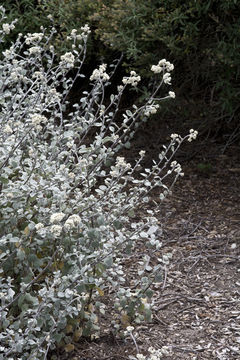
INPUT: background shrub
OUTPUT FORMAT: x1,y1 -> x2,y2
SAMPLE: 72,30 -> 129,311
0,1 -> 48,46
91,0 -> 240,139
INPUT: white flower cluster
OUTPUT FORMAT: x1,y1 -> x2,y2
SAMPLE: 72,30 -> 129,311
122,71 -> 141,86
25,33 -> 43,45
115,156 -> 131,169
90,64 -> 110,82
29,46 -> 41,55
2,48 -> 14,60
68,172 -> 75,179
158,252 -> 172,265
79,24 -> 91,41
50,224 -> 62,237
136,346 -> 170,360
163,72 -> 171,85
66,140 -> 74,148
3,124 -> 13,134
126,326 -> 134,332
67,25 -> 91,41
80,24 -> 91,34
144,103 -> 159,117
30,114 -> 48,130
60,52 -> 75,68
168,91 -> 175,98
110,156 -> 131,177
151,59 -> 174,85
32,71 -> 44,80
139,150 -> 146,157
170,133 -> 181,143
70,29 -> 78,37
151,59 -> 174,74
171,160 -> 184,176
170,133 -> 179,140
48,88 -> 61,103
64,214 -> 81,231
50,212 -> 65,224
117,85 -> 124,92
188,128 -> 198,142
8,65 -> 27,83
2,23 -> 15,34
35,223 -> 44,231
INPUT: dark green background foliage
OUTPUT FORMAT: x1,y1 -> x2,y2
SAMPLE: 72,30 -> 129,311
2,0 -> 240,142
1,0 -> 48,40
91,0 -> 240,138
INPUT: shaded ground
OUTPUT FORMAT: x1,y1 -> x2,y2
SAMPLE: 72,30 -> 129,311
54,128 -> 240,360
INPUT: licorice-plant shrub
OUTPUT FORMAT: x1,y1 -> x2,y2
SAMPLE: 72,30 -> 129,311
0,7 -> 197,360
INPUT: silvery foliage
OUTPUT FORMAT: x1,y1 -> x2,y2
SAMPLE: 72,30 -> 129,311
0,7 -> 197,360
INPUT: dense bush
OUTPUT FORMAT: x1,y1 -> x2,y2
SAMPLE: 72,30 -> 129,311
0,8 -> 197,359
